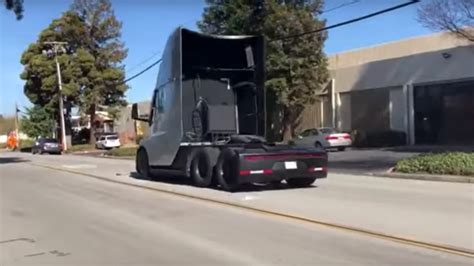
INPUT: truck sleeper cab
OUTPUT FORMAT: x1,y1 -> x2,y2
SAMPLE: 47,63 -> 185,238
132,28 -> 327,191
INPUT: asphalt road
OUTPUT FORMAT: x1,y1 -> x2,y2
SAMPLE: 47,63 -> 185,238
1,152 -> 473,265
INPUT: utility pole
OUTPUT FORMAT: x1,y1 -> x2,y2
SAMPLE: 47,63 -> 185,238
14,102 -> 20,148
43,41 -> 68,151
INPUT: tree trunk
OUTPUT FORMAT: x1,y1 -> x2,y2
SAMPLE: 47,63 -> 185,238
89,104 -> 96,145
282,105 -> 304,142
282,107 -> 293,141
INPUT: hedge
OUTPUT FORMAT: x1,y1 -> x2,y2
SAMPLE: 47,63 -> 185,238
105,147 -> 137,157
394,152 -> 474,176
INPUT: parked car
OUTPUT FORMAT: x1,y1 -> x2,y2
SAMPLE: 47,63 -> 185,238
293,127 -> 352,151
32,138 -> 62,154
95,134 -> 121,149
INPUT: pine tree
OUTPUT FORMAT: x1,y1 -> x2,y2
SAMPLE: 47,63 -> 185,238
20,0 -> 128,145
71,0 -> 128,144
20,105 -> 55,139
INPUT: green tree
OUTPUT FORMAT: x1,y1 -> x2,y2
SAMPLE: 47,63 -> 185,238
3,0 -> 24,20
20,105 -> 55,139
71,0 -> 128,144
20,0 -> 128,145
20,11 -> 97,147
199,0 -> 328,140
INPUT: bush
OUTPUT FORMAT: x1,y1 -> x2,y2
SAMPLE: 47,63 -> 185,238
105,147 -> 137,157
352,130 -> 406,148
395,152 -> 474,176
68,144 -> 95,152
19,139 -> 35,152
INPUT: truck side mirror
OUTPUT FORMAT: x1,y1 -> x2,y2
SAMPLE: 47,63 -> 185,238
131,103 -> 149,122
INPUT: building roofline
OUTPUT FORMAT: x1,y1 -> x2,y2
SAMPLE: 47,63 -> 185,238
327,31 -> 450,58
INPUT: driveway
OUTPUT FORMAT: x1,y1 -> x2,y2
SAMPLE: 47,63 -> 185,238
327,148 -> 416,175
327,145 -> 474,175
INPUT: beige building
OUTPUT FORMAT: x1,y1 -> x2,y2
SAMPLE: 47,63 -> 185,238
306,31 -> 474,145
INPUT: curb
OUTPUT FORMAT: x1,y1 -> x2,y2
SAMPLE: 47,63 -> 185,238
101,155 -> 134,160
370,171 -> 474,184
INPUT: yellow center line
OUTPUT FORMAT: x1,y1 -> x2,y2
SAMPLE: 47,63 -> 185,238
30,162 -> 474,259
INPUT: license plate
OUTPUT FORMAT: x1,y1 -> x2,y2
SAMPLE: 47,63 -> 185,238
284,161 -> 297,169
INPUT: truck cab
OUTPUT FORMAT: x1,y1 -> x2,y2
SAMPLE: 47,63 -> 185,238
132,28 -> 327,191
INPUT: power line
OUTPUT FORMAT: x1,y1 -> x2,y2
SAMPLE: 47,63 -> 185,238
272,0 -> 420,42
122,1 -> 419,84
321,0 -> 361,14
122,58 -> 162,84
126,50 -> 162,73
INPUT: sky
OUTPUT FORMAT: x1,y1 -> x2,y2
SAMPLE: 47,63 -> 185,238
0,0 -> 433,116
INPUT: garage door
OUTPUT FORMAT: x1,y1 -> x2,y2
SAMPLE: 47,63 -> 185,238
415,81 -> 474,145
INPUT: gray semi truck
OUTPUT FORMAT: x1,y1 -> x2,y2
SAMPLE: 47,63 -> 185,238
131,28 -> 327,191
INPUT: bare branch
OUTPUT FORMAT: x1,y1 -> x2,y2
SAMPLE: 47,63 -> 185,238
417,0 -> 474,42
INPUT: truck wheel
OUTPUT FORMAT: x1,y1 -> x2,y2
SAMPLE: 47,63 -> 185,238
286,177 -> 317,188
136,148 -> 152,180
188,149 -> 213,187
215,148 -> 240,192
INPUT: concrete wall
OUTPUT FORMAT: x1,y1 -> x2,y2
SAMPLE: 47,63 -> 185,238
338,93 -> 351,132
389,87 -> 406,132
322,32 -> 474,142
328,31 -> 472,69
350,88 -> 390,133
330,45 -> 474,93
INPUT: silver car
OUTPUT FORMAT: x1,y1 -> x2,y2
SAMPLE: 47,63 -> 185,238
293,127 -> 352,151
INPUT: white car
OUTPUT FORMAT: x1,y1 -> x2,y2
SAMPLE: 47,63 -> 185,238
294,127 -> 352,151
96,135 -> 121,149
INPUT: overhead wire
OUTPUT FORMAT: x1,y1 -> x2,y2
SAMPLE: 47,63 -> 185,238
321,0 -> 361,14
121,0 -> 420,84
126,50 -> 162,74
271,0 -> 420,42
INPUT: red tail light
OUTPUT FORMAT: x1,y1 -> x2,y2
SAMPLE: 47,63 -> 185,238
325,136 -> 338,140
240,170 -> 250,176
343,134 -> 351,139
244,153 -> 323,161
262,169 -> 273,174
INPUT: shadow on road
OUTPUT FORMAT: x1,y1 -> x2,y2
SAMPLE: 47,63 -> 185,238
328,156 -> 399,174
0,157 -> 30,164
129,171 -> 317,193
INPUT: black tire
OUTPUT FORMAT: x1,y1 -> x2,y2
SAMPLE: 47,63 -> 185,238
337,147 -> 346,151
188,149 -> 213,187
286,177 -> 317,188
136,148 -> 152,180
215,148 -> 240,192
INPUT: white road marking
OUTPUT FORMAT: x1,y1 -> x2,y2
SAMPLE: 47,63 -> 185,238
61,164 -> 97,169
241,195 -> 258,201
